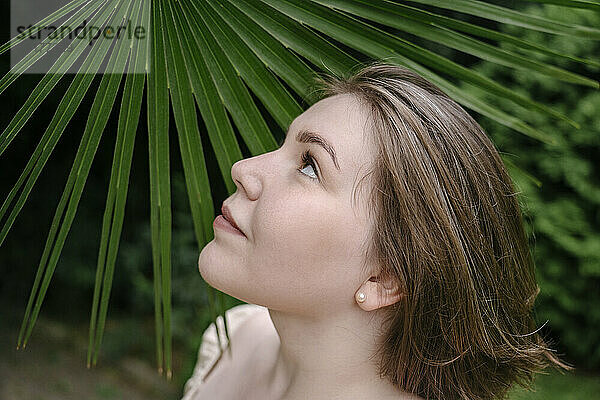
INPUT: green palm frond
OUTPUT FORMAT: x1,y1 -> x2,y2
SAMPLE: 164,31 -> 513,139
88,0 -> 149,370
147,0 -> 170,376
525,0 -> 600,11
407,0 -> 600,37
1,0 -> 597,379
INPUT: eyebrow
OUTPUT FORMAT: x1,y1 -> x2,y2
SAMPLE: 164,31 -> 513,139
293,128 -> 340,171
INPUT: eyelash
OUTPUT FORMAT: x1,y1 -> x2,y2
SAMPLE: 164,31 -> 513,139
278,136 -> 319,182
297,150 -> 319,181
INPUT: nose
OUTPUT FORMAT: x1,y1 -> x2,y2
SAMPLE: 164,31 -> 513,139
230,154 -> 266,201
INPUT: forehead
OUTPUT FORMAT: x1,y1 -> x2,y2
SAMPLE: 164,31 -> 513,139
288,93 -> 373,172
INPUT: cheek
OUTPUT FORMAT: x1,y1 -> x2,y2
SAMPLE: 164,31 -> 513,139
250,193 -> 365,296
257,194 -> 346,255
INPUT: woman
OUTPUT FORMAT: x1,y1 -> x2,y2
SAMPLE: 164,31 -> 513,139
184,63 -> 566,400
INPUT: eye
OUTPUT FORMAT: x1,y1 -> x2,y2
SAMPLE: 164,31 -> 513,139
297,150 -> 319,181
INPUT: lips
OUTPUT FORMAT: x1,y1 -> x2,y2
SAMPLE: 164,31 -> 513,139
221,204 -> 245,236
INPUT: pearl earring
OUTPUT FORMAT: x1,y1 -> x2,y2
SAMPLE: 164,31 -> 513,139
356,292 -> 366,303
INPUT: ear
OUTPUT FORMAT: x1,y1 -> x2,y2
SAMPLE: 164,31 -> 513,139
355,274 -> 404,311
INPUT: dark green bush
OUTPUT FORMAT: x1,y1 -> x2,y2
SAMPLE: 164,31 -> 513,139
461,4 -> 600,370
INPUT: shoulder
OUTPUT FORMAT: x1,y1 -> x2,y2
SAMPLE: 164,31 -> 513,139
182,303 -> 276,399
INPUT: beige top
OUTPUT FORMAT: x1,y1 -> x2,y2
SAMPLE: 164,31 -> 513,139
181,303 -> 267,400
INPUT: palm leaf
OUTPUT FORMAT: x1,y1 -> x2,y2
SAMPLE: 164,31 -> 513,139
0,0 -> 108,96
369,1 -> 600,68
87,0 -> 148,368
182,1 -> 278,156
1,0 -> 596,378
162,0 -> 219,377
316,0 -> 598,87
146,0 -> 170,376
0,1 -> 129,251
407,0 -> 600,38
524,0 -> 600,11
207,1 -> 317,100
15,0 -> 130,349
0,0 -> 91,55
196,0 -> 303,131
261,0 -> 581,130
18,0 -> 136,351
173,0 -> 243,195
228,0 -> 359,77
0,0 -> 111,157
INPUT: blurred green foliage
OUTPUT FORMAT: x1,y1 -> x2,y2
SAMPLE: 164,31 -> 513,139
509,369 -> 600,400
462,4 -> 600,369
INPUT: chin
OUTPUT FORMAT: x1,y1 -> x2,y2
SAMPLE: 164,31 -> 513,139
197,241 -> 218,285
197,243 -> 238,295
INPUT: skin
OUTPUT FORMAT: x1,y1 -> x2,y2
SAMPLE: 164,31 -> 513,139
198,94 -> 421,399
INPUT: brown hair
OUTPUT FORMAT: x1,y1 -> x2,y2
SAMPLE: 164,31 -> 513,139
312,62 -> 569,400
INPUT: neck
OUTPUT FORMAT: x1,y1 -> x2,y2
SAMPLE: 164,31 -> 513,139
265,307 -> 419,400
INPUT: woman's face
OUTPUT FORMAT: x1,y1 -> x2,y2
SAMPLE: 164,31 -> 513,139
198,94 -> 376,316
